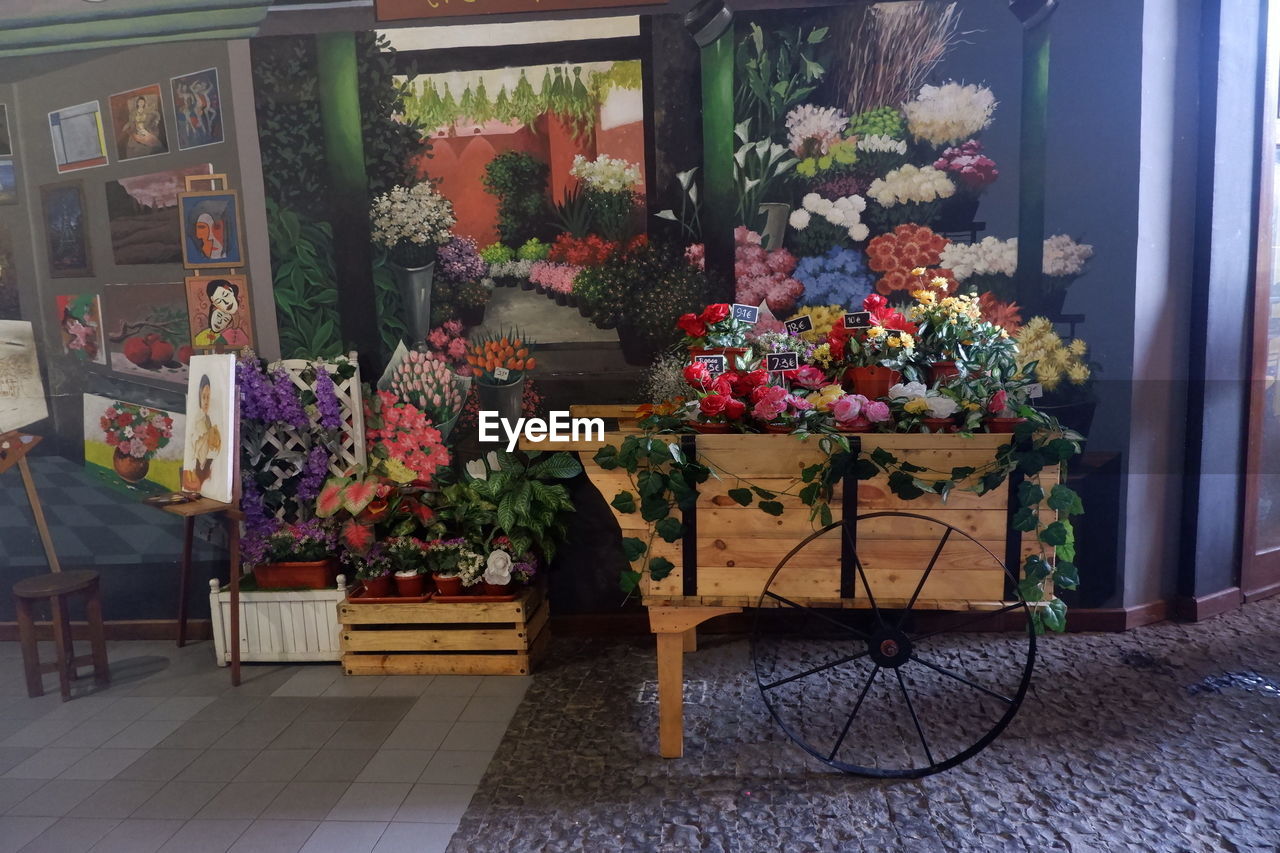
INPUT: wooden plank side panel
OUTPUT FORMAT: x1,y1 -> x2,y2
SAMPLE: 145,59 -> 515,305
341,627 -> 525,652
343,652 -> 532,676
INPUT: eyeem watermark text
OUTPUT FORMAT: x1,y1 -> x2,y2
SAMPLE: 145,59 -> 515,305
479,411 -> 605,451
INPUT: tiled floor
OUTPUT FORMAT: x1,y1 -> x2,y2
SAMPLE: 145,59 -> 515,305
0,639 -> 529,853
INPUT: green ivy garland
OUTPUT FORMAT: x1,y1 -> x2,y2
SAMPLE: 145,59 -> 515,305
595,417 -> 1084,633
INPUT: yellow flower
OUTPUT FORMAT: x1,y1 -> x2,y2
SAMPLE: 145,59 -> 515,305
904,398 -> 930,415
383,456 -> 417,484
1067,363 -> 1092,384
811,384 -> 844,411
912,289 -> 936,305
930,276 -> 950,290
963,401 -> 981,411
898,333 -> 914,349
812,343 -> 832,367
886,336 -> 902,348
868,326 -> 886,338
911,267 -> 926,277
1068,339 -> 1088,357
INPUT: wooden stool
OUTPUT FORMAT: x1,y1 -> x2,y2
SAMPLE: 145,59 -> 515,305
14,570 -> 109,701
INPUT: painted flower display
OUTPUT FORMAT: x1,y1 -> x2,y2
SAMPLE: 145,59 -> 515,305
857,134 -> 908,156
786,104 -> 849,158
369,183 -> 456,267
788,193 -> 870,256
794,247 -> 876,308
364,391 -> 451,487
100,402 -> 173,461
517,238 -> 551,261
1016,317 -> 1092,390
549,233 -> 628,267
387,350 -> 466,428
848,105 -> 906,140
1042,234 -> 1095,277
904,82 -> 997,147
978,292 -> 1024,334
933,140 -> 999,191
734,227 -> 804,314
466,331 -> 536,383
426,320 -> 471,370
865,224 -> 954,295
437,235 -> 487,283
866,164 -> 955,207
939,236 -> 1017,281
570,153 -> 643,193
489,258 -> 536,284
529,262 -> 582,296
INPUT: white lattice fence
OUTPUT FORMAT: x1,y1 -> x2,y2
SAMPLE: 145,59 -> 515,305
261,352 -> 366,520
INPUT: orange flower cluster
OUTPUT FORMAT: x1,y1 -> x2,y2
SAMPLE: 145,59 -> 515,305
466,335 -> 536,379
866,224 -> 958,296
977,292 -> 1023,333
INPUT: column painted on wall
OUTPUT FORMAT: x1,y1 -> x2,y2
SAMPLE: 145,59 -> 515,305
700,27 -> 736,292
315,31 -> 380,368
1015,17 -> 1051,302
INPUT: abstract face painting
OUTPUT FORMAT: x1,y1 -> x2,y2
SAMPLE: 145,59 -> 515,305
178,190 -> 242,268
185,274 -> 253,348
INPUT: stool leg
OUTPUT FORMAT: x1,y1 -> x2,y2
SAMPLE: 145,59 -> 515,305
15,597 -> 42,699
84,581 -> 109,688
49,596 -> 72,701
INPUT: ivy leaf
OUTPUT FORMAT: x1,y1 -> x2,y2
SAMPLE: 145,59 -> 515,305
819,502 -> 833,528
887,471 -> 924,500
1047,484 -> 1084,516
750,486 -> 777,500
978,471 -> 1007,495
950,466 -> 975,481
800,463 -> 822,483
611,491 -> 636,513
1041,598 -> 1068,632
1023,554 -> 1052,582
641,494 -> 670,522
758,500 -> 785,516
655,517 -> 684,542
898,461 -> 926,474
619,569 -> 641,593
1047,438 -> 1077,462
1011,506 -> 1039,532
1054,560 -> 1080,590
649,556 -> 675,580
1017,481 -> 1045,507
798,482 -> 821,506
638,471 -> 666,498
853,458 -> 878,480
621,537 -> 647,562
668,471 -> 696,510
1039,521 -> 1070,547
869,447 -> 895,468
727,488 -> 754,507
1018,577 -> 1046,602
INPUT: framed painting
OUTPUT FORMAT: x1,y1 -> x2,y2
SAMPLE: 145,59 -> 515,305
48,101 -> 108,173
40,181 -> 93,278
170,68 -> 224,150
180,353 -> 235,502
0,160 -> 15,205
101,282 -> 191,386
55,293 -> 106,365
178,189 -> 243,268
105,164 -> 213,265
108,84 -> 170,162
0,104 -> 10,157
185,274 -> 253,349
0,320 -> 48,433
82,392 -> 184,498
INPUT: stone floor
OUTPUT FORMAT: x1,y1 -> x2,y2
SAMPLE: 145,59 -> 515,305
450,598 -> 1280,852
0,640 -> 528,853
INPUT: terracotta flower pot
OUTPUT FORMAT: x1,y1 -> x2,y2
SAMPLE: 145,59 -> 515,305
112,448 -> 150,483
482,581 -> 512,596
986,416 -> 1027,434
928,361 -> 961,384
838,418 -> 873,433
254,560 -> 338,590
394,571 -> 426,597
919,417 -> 956,433
844,366 -> 900,399
362,573 -> 393,597
763,422 -> 793,434
689,420 -> 731,434
433,574 -> 463,596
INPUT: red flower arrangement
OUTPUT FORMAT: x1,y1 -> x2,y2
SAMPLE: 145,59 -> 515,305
100,402 -> 174,461
364,391 -> 451,487
549,233 -> 647,267
977,292 -> 1023,333
866,224 -> 958,296
677,303 -> 750,350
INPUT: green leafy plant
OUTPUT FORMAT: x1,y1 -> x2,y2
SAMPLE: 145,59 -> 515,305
483,151 -> 552,246
734,22 -> 830,141
356,31 -> 430,198
655,168 -> 702,243
551,183 -> 594,238
266,200 -> 343,360
457,450 -> 583,559
733,120 -> 799,231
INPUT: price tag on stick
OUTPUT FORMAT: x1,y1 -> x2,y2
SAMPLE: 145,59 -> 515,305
784,315 -> 814,336
765,352 -> 800,373
1026,383 -> 1044,399
732,303 -> 760,324
693,354 -> 728,376
844,311 -> 872,330
493,367 -> 511,382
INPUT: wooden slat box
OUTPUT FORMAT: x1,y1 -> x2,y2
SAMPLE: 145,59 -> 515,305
339,584 -> 549,676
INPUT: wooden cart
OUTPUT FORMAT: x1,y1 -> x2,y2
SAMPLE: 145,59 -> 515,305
531,406 -> 1059,776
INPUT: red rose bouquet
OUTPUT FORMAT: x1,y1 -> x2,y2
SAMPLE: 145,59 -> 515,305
677,303 -> 751,352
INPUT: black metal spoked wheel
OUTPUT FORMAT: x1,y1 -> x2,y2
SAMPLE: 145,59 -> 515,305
750,512 -> 1035,778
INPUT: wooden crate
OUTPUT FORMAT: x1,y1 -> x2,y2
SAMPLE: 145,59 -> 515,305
577,431 -> 1058,609
339,584 -> 549,676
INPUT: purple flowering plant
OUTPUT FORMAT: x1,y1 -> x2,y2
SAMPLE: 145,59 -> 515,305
437,236 -> 487,284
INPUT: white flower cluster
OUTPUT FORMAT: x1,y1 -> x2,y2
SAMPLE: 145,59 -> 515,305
788,193 -> 870,242
904,82 -> 997,146
570,154 -> 642,193
856,134 -> 908,155
888,382 -> 958,418
941,234 -> 1094,281
369,183 -> 455,248
940,236 -> 1017,281
785,104 -> 849,157
867,164 -> 955,207
489,259 -> 535,279
1043,234 -> 1094,277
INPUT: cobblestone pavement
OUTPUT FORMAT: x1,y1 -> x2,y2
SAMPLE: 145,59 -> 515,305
450,599 -> 1280,852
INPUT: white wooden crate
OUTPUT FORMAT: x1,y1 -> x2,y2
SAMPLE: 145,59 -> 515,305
209,576 -> 347,664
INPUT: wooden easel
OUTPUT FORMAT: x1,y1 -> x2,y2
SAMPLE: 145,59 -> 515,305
1,431 -> 59,572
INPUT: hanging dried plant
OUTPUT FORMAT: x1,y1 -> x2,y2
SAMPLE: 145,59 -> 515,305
831,1 -> 962,117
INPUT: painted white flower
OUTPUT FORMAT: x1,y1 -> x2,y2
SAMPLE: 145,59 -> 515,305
785,104 -> 849,157
788,208 -> 812,230
1042,234 -> 1094,277
484,550 -> 513,585
792,193 -> 869,242
369,183 -> 455,249
889,382 -> 928,400
939,234 -> 1092,280
904,82 -> 997,146
464,458 -> 488,480
867,165 -> 955,207
856,134 -> 908,155
570,154 -> 642,193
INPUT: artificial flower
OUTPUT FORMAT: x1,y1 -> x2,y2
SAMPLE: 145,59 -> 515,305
904,82 -> 998,147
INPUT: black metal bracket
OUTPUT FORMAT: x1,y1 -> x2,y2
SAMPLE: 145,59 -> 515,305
840,437 -> 862,599
681,434 -> 699,597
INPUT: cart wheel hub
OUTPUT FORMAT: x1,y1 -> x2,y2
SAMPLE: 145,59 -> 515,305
869,630 -> 913,668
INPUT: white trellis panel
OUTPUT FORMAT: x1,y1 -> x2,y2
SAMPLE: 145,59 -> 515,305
209,576 -> 348,664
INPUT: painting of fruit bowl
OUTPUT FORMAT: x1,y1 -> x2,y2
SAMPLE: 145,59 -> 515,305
102,281 -> 192,385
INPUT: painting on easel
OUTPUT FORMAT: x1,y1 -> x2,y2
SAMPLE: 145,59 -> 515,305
82,393 -> 184,498
0,320 -> 48,433
180,353 -> 236,503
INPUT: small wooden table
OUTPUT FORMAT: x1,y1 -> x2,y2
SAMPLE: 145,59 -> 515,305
159,497 -> 244,686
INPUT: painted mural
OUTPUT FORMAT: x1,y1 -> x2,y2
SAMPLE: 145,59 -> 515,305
82,392 -> 184,498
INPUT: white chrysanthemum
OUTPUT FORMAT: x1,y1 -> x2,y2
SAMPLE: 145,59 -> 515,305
856,134 -> 908,155
797,193 -> 869,239
785,104 -> 849,157
867,165 -> 955,207
369,183 -> 456,249
889,382 -> 928,400
789,208 -> 813,230
904,82 -> 997,146
1043,234 -> 1094,276
570,154 -> 642,193
940,236 -> 1017,281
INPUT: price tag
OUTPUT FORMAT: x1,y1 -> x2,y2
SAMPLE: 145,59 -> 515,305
765,352 -> 799,373
493,366 -> 511,382
693,354 -> 728,376
784,315 -> 814,335
732,303 -> 760,324
1026,383 -> 1044,399
843,311 -> 872,330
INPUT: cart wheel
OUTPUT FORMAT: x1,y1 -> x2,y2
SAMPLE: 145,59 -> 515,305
750,512 -> 1035,778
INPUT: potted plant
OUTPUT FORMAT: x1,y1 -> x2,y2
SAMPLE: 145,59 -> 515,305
678,303 -> 752,363
460,449 -> 581,564
906,271 -> 1010,383
828,393 -> 893,433
100,401 -> 174,485
467,330 -> 536,424
345,544 -> 393,597
424,538 -> 478,596
250,520 -> 339,589
887,381 -> 958,433
483,536 -> 539,595
827,293 -> 918,398
388,537 -> 430,597
455,280 -> 491,327
369,183 -> 456,343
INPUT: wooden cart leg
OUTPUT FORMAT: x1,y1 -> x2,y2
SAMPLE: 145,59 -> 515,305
648,606 -> 740,759
682,628 -> 697,653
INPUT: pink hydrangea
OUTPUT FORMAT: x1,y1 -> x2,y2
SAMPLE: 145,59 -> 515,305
734,227 -> 805,314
